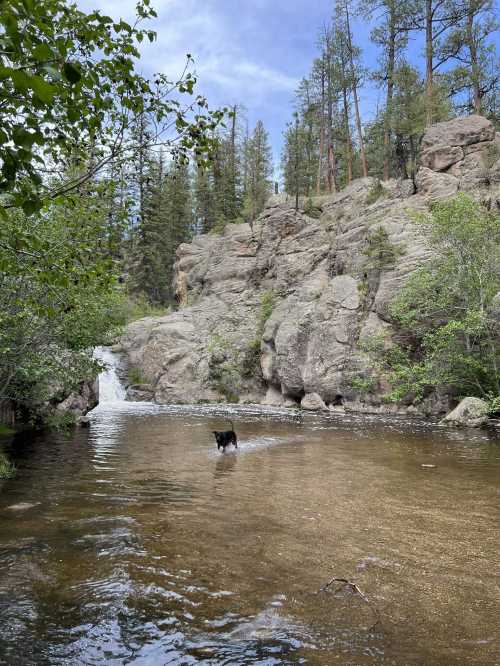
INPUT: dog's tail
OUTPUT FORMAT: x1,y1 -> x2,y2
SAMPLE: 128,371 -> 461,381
228,419 -> 235,431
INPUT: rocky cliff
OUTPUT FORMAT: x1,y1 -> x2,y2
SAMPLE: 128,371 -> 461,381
121,115 -> 500,415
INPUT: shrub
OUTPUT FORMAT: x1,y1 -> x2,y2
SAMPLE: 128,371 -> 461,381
45,410 -> 77,432
365,180 -> 387,205
363,227 -> 404,271
350,375 -> 377,394
487,395 -> 500,417
304,197 -> 322,219
0,451 -> 15,479
128,367 -> 147,385
361,195 -> 500,404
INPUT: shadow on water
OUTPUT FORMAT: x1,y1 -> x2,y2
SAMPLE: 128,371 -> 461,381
0,398 -> 499,665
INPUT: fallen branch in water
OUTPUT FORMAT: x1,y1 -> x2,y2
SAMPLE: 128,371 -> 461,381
318,576 -> 381,630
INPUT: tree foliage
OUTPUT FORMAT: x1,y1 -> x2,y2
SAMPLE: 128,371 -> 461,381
0,0 -> 224,217
0,188 -> 125,415
380,195 -> 500,402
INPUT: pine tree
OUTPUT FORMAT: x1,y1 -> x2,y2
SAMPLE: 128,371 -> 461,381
243,120 -> 273,222
361,0 -> 409,180
441,0 -> 499,115
282,113 -> 310,204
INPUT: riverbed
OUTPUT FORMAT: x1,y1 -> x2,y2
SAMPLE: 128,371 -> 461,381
0,402 -> 499,665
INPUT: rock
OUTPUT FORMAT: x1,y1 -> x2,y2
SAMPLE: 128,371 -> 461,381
301,393 -> 326,411
421,115 -> 495,150
491,292 -> 500,318
126,384 -> 155,402
54,380 -> 98,417
119,117 -> 498,416
420,144 -> 464,171
441,397 -> 489,428
6,502 -> 40,512
78,416 -> 91,427
262,386 -> 285,407
398,179 -> 416,198
416,167 -> 459,201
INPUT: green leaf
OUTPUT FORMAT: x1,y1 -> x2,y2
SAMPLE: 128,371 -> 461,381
62,62 -> 82,84
32,43 -> 54,62
29,76 -> 56,103
12,127 -> 35,148
22,197 -> 43,216
11,70 -> 30,91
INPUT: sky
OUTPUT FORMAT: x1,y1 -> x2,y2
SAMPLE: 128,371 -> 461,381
76,0 -> 498,167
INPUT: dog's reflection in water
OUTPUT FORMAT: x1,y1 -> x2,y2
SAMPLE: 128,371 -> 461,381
214,451 -> 238,478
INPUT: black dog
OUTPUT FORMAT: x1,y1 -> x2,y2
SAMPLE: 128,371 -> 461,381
213,419 -> 238,452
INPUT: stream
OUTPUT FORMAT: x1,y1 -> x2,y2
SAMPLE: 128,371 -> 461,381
0,350 -> 499,665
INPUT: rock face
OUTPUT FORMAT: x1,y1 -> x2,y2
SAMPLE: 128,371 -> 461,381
121,116 -> 500,416
418,114 -> 500,192
55,380 -> 98,418
441,397 -> 489,428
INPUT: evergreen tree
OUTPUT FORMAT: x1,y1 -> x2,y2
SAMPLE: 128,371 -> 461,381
360,0 -> 409,180
243,120 -> 273,221
128,154 -> 193,305
282,113 -> 310,203
441,0 -> 499,115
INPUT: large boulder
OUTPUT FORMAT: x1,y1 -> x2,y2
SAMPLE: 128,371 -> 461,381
420,145 -> 464,171
417,115 -> 498,194
301,393 -> 327,411
416,167 -> 459,201
441,397 -> 489,428
420,115 -> 495,150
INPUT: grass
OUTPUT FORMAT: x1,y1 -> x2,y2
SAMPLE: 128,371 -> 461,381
0,423 -> 15,437
122,295 -> 169,323
128,366 -> 147,385
0,451 -> 16,479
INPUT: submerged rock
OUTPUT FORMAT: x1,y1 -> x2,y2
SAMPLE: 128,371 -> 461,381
6,502 -> 40,512
441,397 -> 489,428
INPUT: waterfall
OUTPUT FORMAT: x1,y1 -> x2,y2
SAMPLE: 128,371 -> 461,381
94,347 -> 127,404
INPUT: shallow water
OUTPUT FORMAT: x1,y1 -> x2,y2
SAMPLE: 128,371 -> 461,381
0,402 -> 499,665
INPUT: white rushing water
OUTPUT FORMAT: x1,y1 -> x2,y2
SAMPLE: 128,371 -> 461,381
94,347 -> 127,404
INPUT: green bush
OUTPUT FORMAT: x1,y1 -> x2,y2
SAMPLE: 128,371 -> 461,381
45,410 -> 77,432
128,367 -> 147,385
304,197 -> 322,219
369,195 -> 500,404
363,227 -> 404,271
365,180 -> 387,205
350,375 -> 377,394
0,451 -> 15,479
487,395 -> 500,416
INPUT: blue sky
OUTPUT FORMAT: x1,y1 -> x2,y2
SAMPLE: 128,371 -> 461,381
76,0 -> 498,166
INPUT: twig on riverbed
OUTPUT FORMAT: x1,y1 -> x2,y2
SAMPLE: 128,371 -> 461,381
318,576 -> 381,630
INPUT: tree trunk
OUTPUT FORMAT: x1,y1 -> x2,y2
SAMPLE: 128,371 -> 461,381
342,87 -> 353,184
325,38 -> 338,194
229,105 -> 237,217
466,1 -> 482,113
425,0 -> 434,125
345,2 -> 368,177
383,1 -> 396,180
316,66 -> 326,195
294,115 -> 300,212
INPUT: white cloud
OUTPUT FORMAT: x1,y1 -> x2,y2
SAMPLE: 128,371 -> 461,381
77,0 -> 298,105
